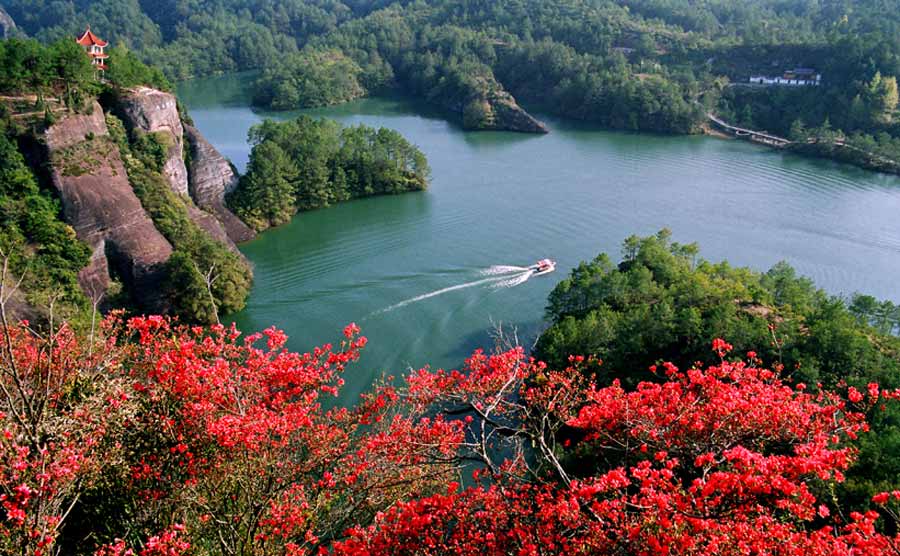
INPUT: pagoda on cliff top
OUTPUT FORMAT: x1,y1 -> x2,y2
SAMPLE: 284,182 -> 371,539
76,26 -> 108,75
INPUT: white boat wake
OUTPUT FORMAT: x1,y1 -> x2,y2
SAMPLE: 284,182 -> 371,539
375,265 -> 536,314
492,271 -> 534,289
481,265 -> 531,276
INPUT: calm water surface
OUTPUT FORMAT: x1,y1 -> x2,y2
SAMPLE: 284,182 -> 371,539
178,73 -> 900,402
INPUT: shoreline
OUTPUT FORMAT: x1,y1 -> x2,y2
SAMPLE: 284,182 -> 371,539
702,123 -> 900,178
700,123 -> 733,141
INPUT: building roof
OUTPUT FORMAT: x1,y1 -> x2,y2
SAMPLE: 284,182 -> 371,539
76,27 -> 108,47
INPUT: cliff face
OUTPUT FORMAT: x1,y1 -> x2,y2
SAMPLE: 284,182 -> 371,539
118,89 -> 253,249
473,91 -> 549,134
184,125 -> 237,206
0,8 -> 16,39
185,125 -> 256,243
457,82 -> 548,134
119,87 -> 252,252
119,87 -> 190,196
44,101 -> 173,311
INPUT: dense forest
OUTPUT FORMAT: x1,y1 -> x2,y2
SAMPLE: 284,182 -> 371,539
228,115 -> 429,230
3,0 -> 898,162
536,230 -> 900,510
252,48 -> 366,110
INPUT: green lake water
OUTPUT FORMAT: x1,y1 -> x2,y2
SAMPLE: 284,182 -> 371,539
178,72 -> 900,403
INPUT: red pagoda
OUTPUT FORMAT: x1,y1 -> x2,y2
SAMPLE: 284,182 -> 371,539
76,26 -> 108,74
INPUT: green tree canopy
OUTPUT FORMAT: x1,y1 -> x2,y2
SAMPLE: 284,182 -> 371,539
229,115 -> 429,231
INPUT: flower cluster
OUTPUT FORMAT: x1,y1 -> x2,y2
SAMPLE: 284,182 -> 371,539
3,316 -> 899,556
337,341 -> 900,555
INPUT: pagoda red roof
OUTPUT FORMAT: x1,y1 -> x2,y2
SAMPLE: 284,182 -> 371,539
76,27 -> 108,48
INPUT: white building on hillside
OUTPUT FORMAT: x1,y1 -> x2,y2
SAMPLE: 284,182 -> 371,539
749,68 -> 821,87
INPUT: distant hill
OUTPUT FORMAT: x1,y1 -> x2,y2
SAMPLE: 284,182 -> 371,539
2,1 -> 896,161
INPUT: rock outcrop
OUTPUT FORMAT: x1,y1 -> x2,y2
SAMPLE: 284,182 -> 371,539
0,8 -> 17,39
185,125 -> 256,243
118,87 -> 190,196
118,88 -> 245,252
457,84 -> 547,134
480,91 -> 548,134
44,101 -> 173,312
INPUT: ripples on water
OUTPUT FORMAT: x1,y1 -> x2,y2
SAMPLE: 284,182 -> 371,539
178,76 -> 900,402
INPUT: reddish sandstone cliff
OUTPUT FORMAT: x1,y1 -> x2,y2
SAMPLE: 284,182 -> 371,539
44,101 -> 173,311
118,88 -> 249,249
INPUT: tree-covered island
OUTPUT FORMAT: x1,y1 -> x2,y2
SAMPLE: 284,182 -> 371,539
228,116 -> 430,231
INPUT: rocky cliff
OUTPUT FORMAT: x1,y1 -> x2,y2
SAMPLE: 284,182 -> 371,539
475,91 -> 548,134
0,7 -> 17,39
118,88 -> 249,250
44,101 -> 173,311
185,125 -> 256,243
458,84 -> 548,134
118,87 -> 190,196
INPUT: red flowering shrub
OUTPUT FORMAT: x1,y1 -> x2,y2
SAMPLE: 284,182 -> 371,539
3,314 -> 899,556
110,316 -> 463,555
95,525 -> 190,556
0,317 -> 130,556
336,340 -> 900,555
2,315 -> 464,555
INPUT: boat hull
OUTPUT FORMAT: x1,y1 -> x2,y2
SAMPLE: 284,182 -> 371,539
530,259 -> 556,276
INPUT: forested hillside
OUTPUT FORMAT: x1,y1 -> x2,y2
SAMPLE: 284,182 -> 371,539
6,0 -> 895,141
536,231 -> 900,509
4,0 -> 899,164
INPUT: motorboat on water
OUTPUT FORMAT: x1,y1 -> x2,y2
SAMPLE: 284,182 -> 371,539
530,259 -> 556,276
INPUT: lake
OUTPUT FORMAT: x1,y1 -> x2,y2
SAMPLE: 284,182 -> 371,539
178,72 -> 900,403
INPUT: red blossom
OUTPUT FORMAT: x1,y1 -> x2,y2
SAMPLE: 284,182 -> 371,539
4,317 -> 900,556
335,341 -> 900,555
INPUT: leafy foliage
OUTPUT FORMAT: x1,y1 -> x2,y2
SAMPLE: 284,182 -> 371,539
228,115 -> 429,230
339,342 -> 900,555
104,44 -> 171,91
0,35 -> 170,101
536,231 -> 900,510
253,48 -> 366,110
0,37 -> 99,109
